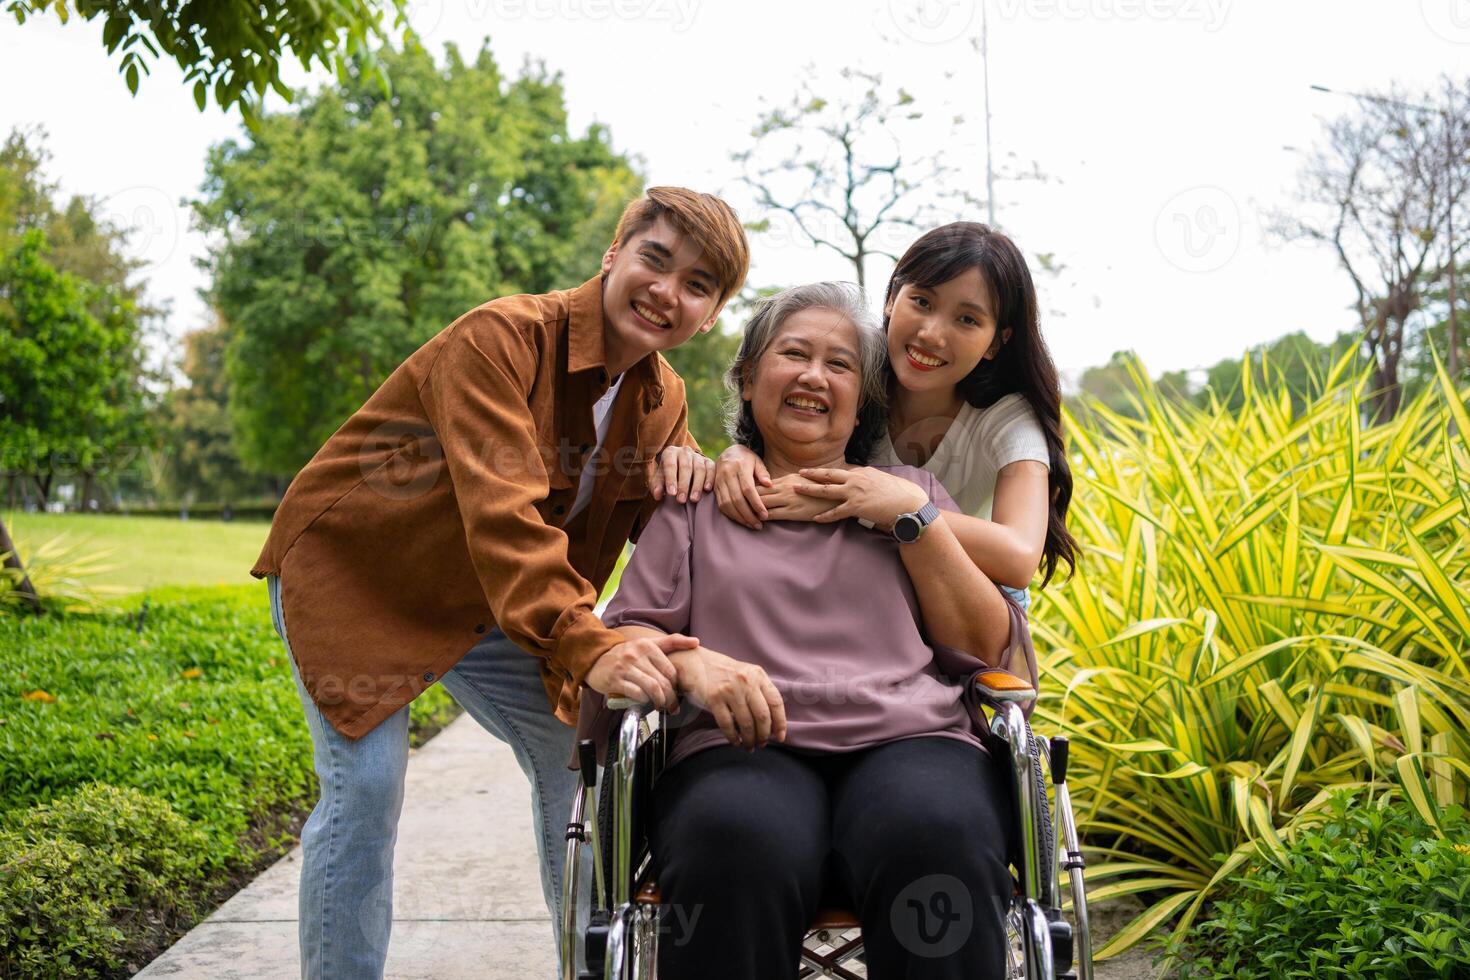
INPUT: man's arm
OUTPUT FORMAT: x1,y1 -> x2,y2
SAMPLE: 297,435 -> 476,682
420,308 -> 630,692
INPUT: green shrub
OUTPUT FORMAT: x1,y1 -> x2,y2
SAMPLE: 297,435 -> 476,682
0,785 -> 210,979
0,583 -> 461,976
1168,793 -> 1470,978
1034,352 -> 1470,957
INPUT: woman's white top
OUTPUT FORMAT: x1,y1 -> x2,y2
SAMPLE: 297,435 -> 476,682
868,392 -> 1051,522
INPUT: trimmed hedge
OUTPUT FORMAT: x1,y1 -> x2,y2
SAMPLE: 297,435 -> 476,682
0,585 -> 460,977
103,503 -> 277,521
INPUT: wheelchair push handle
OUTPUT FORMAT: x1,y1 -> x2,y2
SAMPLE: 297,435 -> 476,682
578,740 -> 598,788
1050,736 -> 1069,785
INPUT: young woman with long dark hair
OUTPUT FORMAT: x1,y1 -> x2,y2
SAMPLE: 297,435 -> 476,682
715,221 -> 1078,607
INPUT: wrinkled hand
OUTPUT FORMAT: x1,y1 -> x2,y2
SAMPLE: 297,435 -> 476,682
670,647 -> 787,751
586,633 -> 700,711
714,444 -> 772,529
756,473 -> 841,523
648,445 -> 715,504
793,466 -> 929,531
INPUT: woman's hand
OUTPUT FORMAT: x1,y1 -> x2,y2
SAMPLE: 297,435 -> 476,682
586,632 -> 699,711
793,466 -> 929,531
755,473 -> 842,523
648,445 -> 715,504
714,444 -> 772,529
669,647 -> 787,751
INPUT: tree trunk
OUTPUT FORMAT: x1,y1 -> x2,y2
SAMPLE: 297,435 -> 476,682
0,515 -> 41,614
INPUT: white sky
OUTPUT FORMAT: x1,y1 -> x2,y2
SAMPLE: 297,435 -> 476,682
2,0 -> 1467,384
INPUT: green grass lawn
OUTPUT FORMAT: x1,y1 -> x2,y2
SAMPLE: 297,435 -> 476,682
4,512 -> 270,596
0,511 -> 632,976
4,511 -> 630,603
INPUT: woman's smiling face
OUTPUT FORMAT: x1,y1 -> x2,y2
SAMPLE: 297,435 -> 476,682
885,266 -> 1008,395
741,307 -> 863,464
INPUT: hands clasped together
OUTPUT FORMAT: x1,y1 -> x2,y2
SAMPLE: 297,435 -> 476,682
590,444 -> 932,753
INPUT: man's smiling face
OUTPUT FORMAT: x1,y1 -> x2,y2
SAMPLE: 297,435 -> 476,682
600,215 -> 723,368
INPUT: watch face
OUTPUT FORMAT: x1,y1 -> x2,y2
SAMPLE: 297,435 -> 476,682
894,514 -> 921,543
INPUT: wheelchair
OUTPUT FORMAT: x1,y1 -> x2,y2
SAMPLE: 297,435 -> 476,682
559,669 -> 1094,980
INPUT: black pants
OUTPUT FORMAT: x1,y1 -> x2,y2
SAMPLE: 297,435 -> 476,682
648,736 -> 1017,980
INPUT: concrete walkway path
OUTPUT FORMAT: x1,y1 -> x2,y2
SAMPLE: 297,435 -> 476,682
138,713 -> 1161,980
138,713 -> 556,979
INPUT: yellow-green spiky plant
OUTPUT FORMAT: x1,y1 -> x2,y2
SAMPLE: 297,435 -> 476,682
1032,348 -> 1470,962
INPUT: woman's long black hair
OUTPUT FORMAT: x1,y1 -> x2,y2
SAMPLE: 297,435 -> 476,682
883,222 -> 1079,587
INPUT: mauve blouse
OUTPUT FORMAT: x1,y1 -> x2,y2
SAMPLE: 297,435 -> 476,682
601,464 -> 996,770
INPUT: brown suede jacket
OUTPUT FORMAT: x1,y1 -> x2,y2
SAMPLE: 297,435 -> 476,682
251,275 -> 697,739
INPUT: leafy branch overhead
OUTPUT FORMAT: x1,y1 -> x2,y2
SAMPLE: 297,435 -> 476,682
5,0 -> 410,118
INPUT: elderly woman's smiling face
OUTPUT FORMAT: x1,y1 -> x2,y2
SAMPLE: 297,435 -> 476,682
740,306 -> 863,468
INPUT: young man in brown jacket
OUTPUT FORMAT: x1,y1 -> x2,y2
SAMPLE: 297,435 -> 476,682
252,187 -> 749,978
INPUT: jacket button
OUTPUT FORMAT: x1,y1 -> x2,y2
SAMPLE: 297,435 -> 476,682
423,671 -> 435,682
580,443 -> 591,454
475,623 -> 486,634
553,504 -> 566,515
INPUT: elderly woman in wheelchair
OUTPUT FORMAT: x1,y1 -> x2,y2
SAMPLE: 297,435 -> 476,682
566,282 -> 1090,980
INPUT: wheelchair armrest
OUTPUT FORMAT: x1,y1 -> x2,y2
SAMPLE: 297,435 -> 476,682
972,668 -> 1036,706
606,696 -> 657,716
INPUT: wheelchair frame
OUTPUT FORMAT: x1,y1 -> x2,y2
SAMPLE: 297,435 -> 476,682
561,681 -> 1093,980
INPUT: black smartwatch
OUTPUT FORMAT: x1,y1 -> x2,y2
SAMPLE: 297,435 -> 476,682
892,500 -> 941,543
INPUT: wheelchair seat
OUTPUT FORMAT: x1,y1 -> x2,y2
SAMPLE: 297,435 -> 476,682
633,875 -> 862,931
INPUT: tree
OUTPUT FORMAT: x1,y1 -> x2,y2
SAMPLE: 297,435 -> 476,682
194,41 -> 641,476
0,128 -> 156,319
1273,77 -> 1470,422
0,229 -> 147,507
1,127 -> 160,508
158,314 -> 270,505
661,319 -> 741,456
1077,350 -> 1191,419
1195,331 -> 1364,415
5,0 -> 408,119
733,68 -> 988,290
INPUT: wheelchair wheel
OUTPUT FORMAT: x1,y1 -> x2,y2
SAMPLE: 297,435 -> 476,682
1026,717 -> 1056,906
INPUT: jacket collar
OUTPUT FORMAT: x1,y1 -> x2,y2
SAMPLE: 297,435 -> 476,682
567,275 -> 665,411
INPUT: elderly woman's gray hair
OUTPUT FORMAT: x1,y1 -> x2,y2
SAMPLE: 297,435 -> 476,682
724,281 -> 889,464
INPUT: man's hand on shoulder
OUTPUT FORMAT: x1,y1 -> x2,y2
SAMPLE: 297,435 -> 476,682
647,445 -> 715,504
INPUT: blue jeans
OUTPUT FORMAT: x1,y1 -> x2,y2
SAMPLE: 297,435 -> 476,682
267,574 -> 586,979
1000,584 -> 1031,613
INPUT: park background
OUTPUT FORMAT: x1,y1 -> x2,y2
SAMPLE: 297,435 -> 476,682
2,0 -> 1468,976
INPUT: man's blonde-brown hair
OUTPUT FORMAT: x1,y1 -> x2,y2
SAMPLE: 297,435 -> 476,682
612,187 -> 750,306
